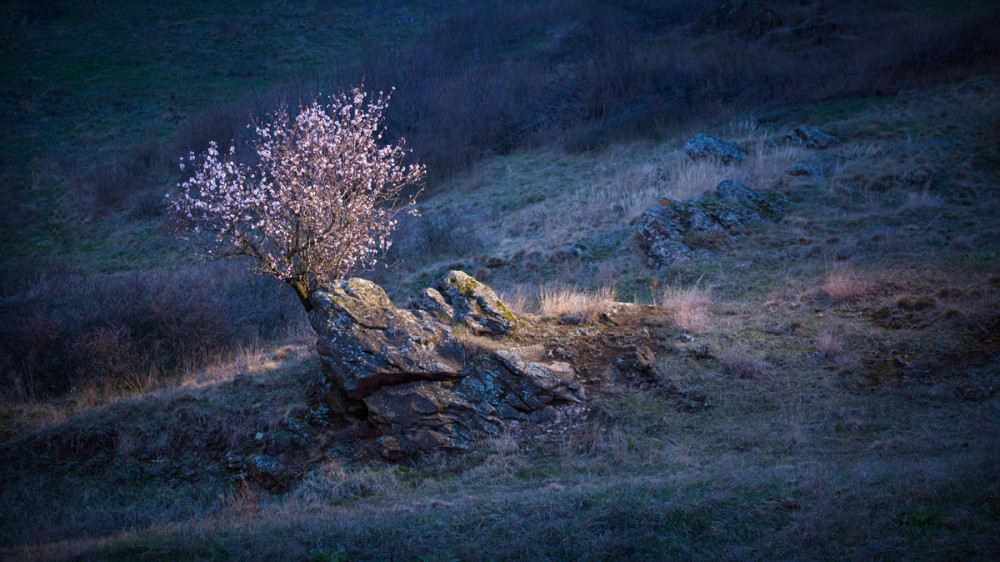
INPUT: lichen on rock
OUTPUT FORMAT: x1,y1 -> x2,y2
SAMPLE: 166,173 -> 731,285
309,278 -> 465,400
437,270 -> 517,335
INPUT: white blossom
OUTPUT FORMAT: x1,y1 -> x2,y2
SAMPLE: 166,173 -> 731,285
167,86 -> 424,307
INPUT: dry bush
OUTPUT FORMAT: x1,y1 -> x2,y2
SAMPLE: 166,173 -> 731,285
538,284 -> 617,323
0,262 -> 302,402
823,267 -> 871,303
316,0 -> 1000,184
659,284 -> 712,333
496,284 -> 533,317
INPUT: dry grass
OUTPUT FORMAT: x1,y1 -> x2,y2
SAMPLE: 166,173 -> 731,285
817,330 -> 845,358
822,266 -> 872,303
718,346 -> 769,379
538,284 -> 618,323
495,284 -> 533,317
903,189 -> 945,211
658,284 -> 713,333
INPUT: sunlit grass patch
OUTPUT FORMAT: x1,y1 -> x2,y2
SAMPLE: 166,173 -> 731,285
538,283 -> 618,323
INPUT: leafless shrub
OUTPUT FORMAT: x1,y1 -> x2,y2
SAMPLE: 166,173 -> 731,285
0,262 -> 301,402
306,0 -> 1000,181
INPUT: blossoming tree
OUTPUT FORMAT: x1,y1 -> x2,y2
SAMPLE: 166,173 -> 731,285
169,87 -> 424,312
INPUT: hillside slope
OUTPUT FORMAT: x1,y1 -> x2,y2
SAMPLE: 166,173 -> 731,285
3,74 -> 1000,560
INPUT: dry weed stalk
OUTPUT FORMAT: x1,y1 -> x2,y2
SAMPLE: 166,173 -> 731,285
659,284 -> 712,333
538,284 -> 618,323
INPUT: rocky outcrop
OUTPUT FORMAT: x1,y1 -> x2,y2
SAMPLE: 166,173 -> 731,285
683,134 -> 747,164
309,278 -> 466,400
637,180 -> 790,268
366,346 -> 584,458
436,270 -> 517,335
310,272 -> 583,459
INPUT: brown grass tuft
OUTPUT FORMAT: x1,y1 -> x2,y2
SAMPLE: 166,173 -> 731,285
659,284 -> 712,333
817,330 -> 845,358
538,284 -> 618,323
823,267 -> 871,303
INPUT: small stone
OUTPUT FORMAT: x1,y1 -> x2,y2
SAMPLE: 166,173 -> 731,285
787,163 -> 820,177
788,125 -> 840,149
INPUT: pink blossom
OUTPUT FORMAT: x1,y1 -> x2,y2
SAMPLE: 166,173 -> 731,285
168,86 -> 424,308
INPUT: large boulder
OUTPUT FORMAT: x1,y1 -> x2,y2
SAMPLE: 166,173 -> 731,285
637,180 -> 790,268
309,272 -> 581,459
363,343 -> 583,456
683,134 -> 747,164
309,278 -> 465,400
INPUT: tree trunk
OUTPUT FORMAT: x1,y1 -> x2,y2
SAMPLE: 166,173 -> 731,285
287,277 -> 313,313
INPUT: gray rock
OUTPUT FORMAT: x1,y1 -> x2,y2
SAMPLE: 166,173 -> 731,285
789,125 -> 840,149
309,278 -> 465,400
411,287 -> 455,321
308,273 -> 584,459
714,179 -> 789,219
437,270 -> 517,335
637,181 -> 790,268
683,134 -> 747,164
364,380 -> 503,454
364,348 -> 582,457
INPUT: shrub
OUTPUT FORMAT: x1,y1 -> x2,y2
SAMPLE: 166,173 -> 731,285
0,262 -> 299,401
169,86 -> 424,311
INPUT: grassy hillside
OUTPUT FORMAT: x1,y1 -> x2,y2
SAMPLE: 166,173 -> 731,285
2,0 -> 1000,559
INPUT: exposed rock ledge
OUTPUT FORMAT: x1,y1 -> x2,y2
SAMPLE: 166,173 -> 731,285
308,272 -> 584,460
637,180 -> 790,268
